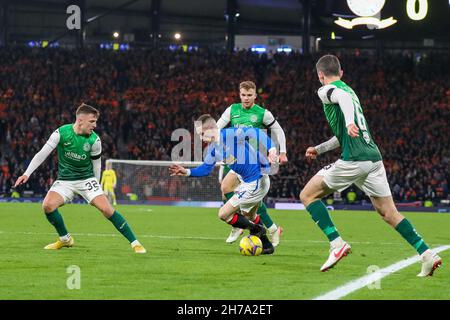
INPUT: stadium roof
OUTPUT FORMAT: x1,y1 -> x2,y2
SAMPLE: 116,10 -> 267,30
5,0 -> 450,46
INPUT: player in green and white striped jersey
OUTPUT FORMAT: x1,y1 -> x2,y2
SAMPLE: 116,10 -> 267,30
299,55 -> 441,276
216,81 -> 287,246
14,104 -> 146,254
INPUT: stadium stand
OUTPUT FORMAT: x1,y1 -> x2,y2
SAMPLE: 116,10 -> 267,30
0,48 -> 448,204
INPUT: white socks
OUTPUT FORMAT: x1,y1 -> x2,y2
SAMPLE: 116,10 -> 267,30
330,236 -> 345,248
59,234 -> 71,243
131,240 -> 140,247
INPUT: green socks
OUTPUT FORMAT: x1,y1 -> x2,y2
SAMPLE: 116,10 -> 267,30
257,202 -> 274,229
45,209 -> 69,237
306,200 -> 340,242
46,209 -> 138,244
395,218 -> 429,254
306,200 -> 430,255
108,211 -> 137,243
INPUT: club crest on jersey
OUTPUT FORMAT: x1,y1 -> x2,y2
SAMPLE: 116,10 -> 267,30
83,143 -> 91,152
250,115 -> 258,123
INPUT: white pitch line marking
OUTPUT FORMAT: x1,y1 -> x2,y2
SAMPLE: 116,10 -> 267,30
313,245 -> 450,300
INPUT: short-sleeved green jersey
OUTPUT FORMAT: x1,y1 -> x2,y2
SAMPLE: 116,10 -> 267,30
322,80 -> 382,162
56,124 -> 100,180
229,103 -> 266,128
221,103 -> 268,174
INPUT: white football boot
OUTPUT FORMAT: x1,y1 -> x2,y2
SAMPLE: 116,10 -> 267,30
417,250 -> 442,277
320,239 -> 351,272
268,226 -> 283,247
226,227 -> 244,243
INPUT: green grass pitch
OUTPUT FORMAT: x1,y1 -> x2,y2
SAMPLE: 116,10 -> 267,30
0,203 -> 449,300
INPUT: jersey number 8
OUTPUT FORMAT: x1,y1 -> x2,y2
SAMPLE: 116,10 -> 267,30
353,100 -> 367,130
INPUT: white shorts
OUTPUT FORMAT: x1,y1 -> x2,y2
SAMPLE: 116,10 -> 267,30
219,169 -> 243,193
229,175 -> 270,213
229,169 -> 243,183
316,160 -> 391,197
49,177 -> 104,204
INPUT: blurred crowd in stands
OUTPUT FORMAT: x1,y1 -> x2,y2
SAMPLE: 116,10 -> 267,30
0,47 -> 448,204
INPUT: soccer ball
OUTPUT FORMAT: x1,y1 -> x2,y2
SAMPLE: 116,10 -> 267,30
239,235 -> 263,256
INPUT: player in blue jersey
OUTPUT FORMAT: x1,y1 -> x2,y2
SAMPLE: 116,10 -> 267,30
169,114 -> 279,254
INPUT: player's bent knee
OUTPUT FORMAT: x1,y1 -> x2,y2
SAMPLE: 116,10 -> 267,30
218,208 -> 228,221
372,198 -> 400,224
100,206 -> 114,218
375,205 -> 399,226
220,183 -> 233,195
299,190 -> 305,202
383,209 -> 402,225
299,189 -> 311,205
42,202 -> 58,213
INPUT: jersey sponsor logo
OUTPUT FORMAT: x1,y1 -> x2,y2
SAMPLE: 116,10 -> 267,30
83,143 -> 91,152
65,151 -> 87,161
234,124 -> 253,128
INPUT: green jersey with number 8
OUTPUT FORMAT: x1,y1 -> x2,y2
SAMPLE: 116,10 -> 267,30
319,80 -> 382,162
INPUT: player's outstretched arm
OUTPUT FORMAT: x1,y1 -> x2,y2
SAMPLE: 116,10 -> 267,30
305,147 -> 319,160
306,136 -> 341,160
15,131 -> 59,186
14,175 -> 29,187
169,164 -> 188,176
14,145 -> 53,186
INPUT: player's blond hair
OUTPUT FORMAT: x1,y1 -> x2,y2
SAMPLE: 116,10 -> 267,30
76,103 -> 100,118
239,81 -> 256,91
